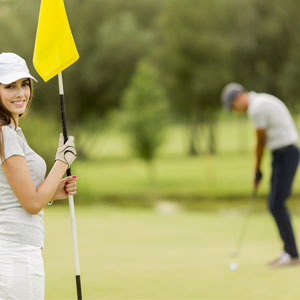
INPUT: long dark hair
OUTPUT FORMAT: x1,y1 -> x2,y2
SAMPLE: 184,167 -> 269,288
0,79 -> 34,162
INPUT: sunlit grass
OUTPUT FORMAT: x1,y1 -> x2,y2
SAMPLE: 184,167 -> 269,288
22,112 -> 300,202
67,113 -> 300,202
44,204 -> 300,300
39,113 -> 300,300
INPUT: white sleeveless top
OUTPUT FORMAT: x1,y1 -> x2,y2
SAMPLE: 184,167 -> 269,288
0,125 -> 47,247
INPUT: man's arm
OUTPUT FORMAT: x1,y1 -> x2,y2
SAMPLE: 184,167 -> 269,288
254,128 -> 266,187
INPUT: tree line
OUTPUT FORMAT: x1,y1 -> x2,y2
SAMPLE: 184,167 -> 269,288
1,0 -> 300,158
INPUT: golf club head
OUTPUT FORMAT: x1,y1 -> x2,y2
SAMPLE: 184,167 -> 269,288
229,250 -> 240,258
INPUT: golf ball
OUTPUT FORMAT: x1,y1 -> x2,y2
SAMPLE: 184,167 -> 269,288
229,262 -> 238,271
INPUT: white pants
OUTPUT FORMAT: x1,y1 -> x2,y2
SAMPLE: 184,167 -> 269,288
0,240 -> 44,300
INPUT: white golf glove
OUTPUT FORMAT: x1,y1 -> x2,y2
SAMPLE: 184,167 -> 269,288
55,133 -> 77,167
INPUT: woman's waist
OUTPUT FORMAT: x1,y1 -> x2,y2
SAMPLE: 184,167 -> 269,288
0,207 -> 45,247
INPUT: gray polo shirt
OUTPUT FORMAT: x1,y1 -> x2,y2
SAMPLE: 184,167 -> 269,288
0,125 -> 47,247
247,92 -> 298,151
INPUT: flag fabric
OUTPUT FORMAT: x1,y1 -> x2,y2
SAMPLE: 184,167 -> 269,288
33,0 -> 79,82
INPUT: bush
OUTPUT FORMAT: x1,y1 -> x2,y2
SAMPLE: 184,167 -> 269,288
121,60 -> 169,180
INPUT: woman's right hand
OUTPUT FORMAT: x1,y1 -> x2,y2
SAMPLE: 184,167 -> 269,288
55,133 -> 77,167
52,176 -> 78,200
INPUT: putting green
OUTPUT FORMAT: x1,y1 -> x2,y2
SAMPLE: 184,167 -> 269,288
44,203 -> 300,300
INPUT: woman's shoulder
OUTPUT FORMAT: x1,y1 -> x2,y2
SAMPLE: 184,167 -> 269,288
2,125 -> 16,132
2,125 -> 14,130
1,125 -> 20,140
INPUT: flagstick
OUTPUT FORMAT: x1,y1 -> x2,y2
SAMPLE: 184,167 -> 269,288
58,72 -> 83,300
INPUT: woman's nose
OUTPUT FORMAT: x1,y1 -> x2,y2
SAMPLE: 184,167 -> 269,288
15,86 -> 25,98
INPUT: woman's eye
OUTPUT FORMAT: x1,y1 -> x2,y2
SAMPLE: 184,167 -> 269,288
4,85 -> 14,89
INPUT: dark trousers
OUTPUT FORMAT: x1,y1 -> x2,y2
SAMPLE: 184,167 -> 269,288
269,145 -> 300,258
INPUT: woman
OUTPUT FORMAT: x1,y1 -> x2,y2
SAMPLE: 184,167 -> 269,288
0,52 -> 77,299
222,82 -> 300,267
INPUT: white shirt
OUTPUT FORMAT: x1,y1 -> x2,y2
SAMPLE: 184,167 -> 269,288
247,92 -> 298,151
0,125 -> 47,247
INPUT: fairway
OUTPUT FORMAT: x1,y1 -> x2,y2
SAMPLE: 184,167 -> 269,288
44,203 -> 300,300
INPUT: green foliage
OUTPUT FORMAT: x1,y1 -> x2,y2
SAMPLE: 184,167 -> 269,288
279,47 -> 300,113
68,6 -> 156,119
121,60 -> 169,165
2,0 -> 300,161
2,0 -> 300,121
0,0 -> 162,121
229,0 -> 300,102
158,0 -> 232,116
157,0 -> 233,154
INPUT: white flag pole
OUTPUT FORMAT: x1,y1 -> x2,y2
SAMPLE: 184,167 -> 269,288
58,72 -> 82,300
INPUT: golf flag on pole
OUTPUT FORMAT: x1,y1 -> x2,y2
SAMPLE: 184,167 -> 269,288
33,1 -> 82,299
33,0 -> 79,82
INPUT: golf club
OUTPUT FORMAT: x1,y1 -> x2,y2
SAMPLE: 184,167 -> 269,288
230,187 -> 258,258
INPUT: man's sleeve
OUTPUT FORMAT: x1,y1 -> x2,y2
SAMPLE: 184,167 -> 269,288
250,106 -> 268,129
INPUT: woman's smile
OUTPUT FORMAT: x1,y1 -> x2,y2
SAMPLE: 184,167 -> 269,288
11,100 -> 27,107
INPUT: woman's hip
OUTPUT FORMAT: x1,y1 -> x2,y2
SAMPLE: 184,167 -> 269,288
0,239 -> 44,300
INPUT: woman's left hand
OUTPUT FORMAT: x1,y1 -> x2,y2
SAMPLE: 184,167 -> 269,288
53,176 -> 77,200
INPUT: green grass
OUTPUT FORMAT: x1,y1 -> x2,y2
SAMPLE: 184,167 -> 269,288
42,114 -> 300,299
70,114 -> 300,202
72,151 -> 274,199
44,203 -> 300,300
22,113 -> 300,202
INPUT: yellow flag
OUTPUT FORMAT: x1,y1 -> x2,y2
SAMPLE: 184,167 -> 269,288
33,0 -> 79,82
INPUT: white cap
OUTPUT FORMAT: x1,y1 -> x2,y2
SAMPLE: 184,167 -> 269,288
0,52 -> 37,84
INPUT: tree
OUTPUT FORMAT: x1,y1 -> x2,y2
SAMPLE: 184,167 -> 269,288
157,0 -> 232,155
0,0 -> 162,121
61,0 -> 162,121
229,0 -> 300,96
121,60 -> 169,182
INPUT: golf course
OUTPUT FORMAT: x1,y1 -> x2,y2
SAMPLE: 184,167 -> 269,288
43,204 -> 300,300
42,116 -> 300,300
2,1 -> 300,299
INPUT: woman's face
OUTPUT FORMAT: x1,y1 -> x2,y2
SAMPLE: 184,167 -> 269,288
0,78 -> 31,120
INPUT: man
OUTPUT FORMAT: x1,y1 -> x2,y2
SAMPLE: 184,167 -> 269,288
221,83 -> 300,267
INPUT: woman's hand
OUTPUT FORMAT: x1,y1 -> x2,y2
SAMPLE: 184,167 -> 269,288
52,175 -> 77,200
55,134 -> 77,167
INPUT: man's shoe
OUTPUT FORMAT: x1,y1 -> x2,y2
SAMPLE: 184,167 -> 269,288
268,252 -> 300,268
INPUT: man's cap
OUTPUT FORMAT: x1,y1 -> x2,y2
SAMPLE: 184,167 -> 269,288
0,52 -> 37,84
221,82 -> 245,110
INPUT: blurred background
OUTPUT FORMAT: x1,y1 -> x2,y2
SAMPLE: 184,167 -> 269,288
2,0 -> 300,299
1,0 -> 300,204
